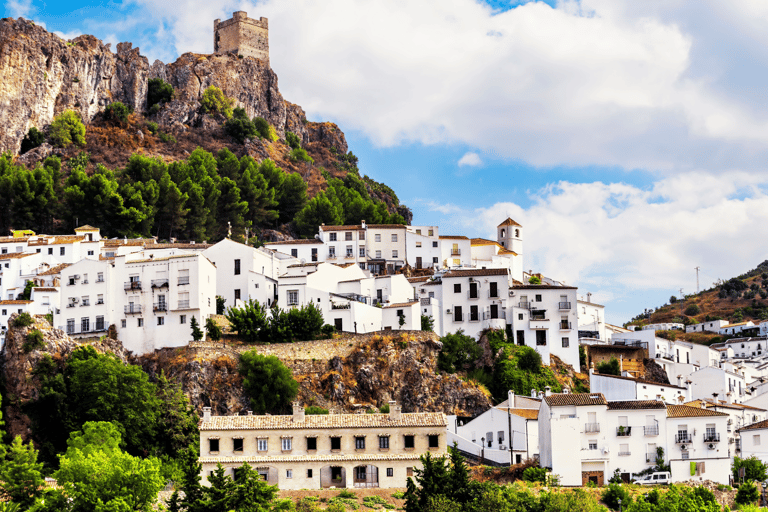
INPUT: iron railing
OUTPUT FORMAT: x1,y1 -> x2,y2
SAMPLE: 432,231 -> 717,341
585,423 -> 601,433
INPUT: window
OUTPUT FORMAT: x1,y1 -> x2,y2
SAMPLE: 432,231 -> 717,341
307,469 -> 313,478
257,439 -> 268,451
234,289 -> 241,301
407,467 -> 414,477
233,438 -> 243,451
180,315 -> 186,324
489,282 -> 498,298
454,306 -> 462,321
562,337 -> 569,348
329,233 -> 337,241
81,317 -> 90,332
157,317 -> 164,326
0,248 -> 4,254
286,469 -> 293,478
375,250 -> 381,258
329,246 -> 336,257
428,229 -> 434,236
470,305 -> 479,321
311,248 -> 318,261
392,234 -> 398,242
96,316 -> 104,331
83,273 -> 88,283
359,246 -> 365,257
392,250 -> 398,258
454,283 -> 461,293
281,438 -> 292,451
307,437 -> 317,450
755,435 -> 761,446
81,296 -> 89,306
379,436 -> 389,449
536,331 -> 546,346
288,290 -> 299,306
97,294 -> 104,304
428,435 -> 439,448
375,234 -> 381,242
331,437 -> 341,450
121,319 -> 126,328
291,248 -> 298,258
387,468 -> 394,477
404,435 -> 415,449
589,441 -> 597,450
346,245 -> 353,257
432,257 -> 438,263
432,241 -> 438,247
234,259 -> 240,275
48,248 -> 53,255
138,318 -> 143,327
345,232 -> 353,241
416,242 -> 422,248
518,313 -> 523,320
60,247 -> 65,255
66,318 -> 75,334
87,250 -> 94,256
209,439 -> 219,452
535,294 -> 542,302
355,436 -> 365,449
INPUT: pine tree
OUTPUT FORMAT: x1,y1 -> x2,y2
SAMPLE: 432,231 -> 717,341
0,436 -> 44,507
190,317 -> 204,341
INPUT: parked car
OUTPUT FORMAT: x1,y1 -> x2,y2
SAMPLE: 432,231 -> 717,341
634,472 -> 671,485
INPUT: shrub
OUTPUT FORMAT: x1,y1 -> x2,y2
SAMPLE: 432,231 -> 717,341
692,486 -> 717,506
286,131 -> 301,149
517,346 -> 542,373
253,117 -> 276,140
684,303 -> 701,316
224,107 -> 258,143
733,455 -> 768,482
736,481 -> 759,506
304,406 -> 329,415
320,324 -> 335,338
438,330 -> 480,373
145,121 -> 158,135
23,329 -> 45,353
597,356 -> 621,376
104,101 -> 131,124
337,489 -> 356,499
421,315 -> 435,332
379,403 -> 390,413
669,295 -> 677,303
201,85 -> 234,118
205,317 -> 222,341
20,127 -> 45,154
528,275 -> 542,284
601,483 -> 632,511
13,312 -> 34,327
290,147 -> 314,163
158,132 -> 176,143
147,78 -> 173,110
49,110 -> 86,147
521,466 -> 546,483
239,352 -> 298,414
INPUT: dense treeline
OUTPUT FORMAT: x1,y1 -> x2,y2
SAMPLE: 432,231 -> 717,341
0,146 -> 404,241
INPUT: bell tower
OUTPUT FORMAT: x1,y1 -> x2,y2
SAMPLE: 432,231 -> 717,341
497,218 -> 523,255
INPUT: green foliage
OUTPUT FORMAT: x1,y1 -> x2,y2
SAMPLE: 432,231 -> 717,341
226,300 -> 325,343
159,131 -> 177,143
491,345 -> 562,402
597,356 -> 621,376
602,483 -> 633,510
669,295 -> 677,303
437,330 -> 480,373
521,466 -> 546,483
224,107 -> 258,143
290,147 -> 314,163
13,312 -> 34,327
304,406 -> 329,415
286,131 -> 301,149
104,101 -> 132,124
201,85 -> 234,119
23,329 -> 44,353
18,280 -> 34,300
193,462 -> 281,512
517,346 -> 542,372
684,303 -> 701,316
379,403 -> 390,413
20,127 -> 45,154
733,455 -> 768,482
49,110 -> 86,147
736,480 -> 760,505
226,299 -> 268,343
216,295 -> 226,315
579,345 -> 587,370
145,121 -> 158,135
238,352 -> 298,414
190,316 -> 204,341
147,78 -> 173,110
528,275 -> 542,285
0,435 -> 44,507
205,317 -> 222,341
421,315 -> 434,332
253,117 -> 277,141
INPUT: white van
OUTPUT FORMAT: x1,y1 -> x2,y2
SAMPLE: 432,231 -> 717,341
634,472 -> 671,485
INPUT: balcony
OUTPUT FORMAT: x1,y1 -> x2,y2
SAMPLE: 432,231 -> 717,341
80,302 -> 90,307
124,281 -> 141,291
488,290 -> 499,299
616,426 -> 632,437
704,432 -> 720,443
96,277 -> 104,282
618,450 -> 631,456
96,300 -> 104,305
560,321 -> 572,330
585,423 -> 600,433
453,313 -> 464,323
467,291 -> 479,300
176,300 -> 191,310
483,311 -> 506,320
558,302 -> 571,310
331,303 -> 350,310
178,276 -> 190,285
451,249 -> 461,256
644,425 -> 659,436
153,303 -> 168,313
66,303 -> 76,308
675,433 -> 691,443
518,301 -> 531,309
530,312 -> 547,321
151,279 -> 169,288
124,305 -> 142,314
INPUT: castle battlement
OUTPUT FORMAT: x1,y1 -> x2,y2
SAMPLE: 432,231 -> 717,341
213,11 -> 269,66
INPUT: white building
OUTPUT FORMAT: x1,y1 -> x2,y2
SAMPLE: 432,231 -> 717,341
723,337 -> 768,360
687,366 -> 748,403
589,371 -> 688,403
55,258 -> 114,338
641,323 -> 684,332
719,321 -> 757,336
686,319 -> 729,334
686,398 -> 766,457
578,298 -> 607,342
737,419 -> 768,463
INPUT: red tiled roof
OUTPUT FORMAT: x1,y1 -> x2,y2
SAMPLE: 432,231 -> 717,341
544,393 -> 607,407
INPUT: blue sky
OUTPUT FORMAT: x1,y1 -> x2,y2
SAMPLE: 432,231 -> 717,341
6,0 -> 768,325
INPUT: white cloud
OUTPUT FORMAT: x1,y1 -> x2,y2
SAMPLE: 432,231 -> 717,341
54,30 -> 84,41
5,0 -> 34,18
458,152 -> 482,167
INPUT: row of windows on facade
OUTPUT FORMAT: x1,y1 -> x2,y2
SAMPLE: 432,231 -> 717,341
513,329 -> 570,348
2,246 -> 67,256
452,282 -> 500,297
208,434 -> 439,453
218,466 -> 404,480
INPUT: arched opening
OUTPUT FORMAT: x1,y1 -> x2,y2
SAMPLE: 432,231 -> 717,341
500,229 -> 506,238
353,465 -> 379,488
515,229 -> 519,238
320,465 -> 346,488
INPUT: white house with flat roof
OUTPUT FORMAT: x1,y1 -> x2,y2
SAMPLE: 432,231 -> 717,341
686,320 -> 728,334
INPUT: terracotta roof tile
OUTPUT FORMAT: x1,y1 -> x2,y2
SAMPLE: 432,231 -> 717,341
0,252 -> 33,260
38,263 -> 71,276
366,224 -> 407,229
498,218 -> 522,227
501,408 -> 539,419
319,225 -> 363,231
151,243 -> 212,249
738,419 -> 768,433
443,268 -> 508,278
200,453 -> 425,464
666,405 -> 728,418
0,300 -> 33,305
265,239 -> 324,245
383,301 -> 419,309
74,225 -> 99,232
544,393 -> 607,407
439,235 -> 469,240
408,277 -> 430,283
606,400 -> 666,410
32,287 -> 57,292
201,412 -> 447,431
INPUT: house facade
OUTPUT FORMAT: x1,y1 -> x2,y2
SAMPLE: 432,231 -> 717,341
199,402 -> 447,490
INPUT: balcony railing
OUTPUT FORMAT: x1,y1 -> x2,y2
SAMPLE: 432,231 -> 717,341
151,279 -> 169,288
177,300 -> 191,310
451,249 -> 461,256
585,423 -> 600,433
488,290 -> 499,299
531,313 -> 547,321
518,301 -> 531,309
467,291 -> 479,300
80,302 -> 90,307
675,433 -> 691,443
644,425 -> 659,436
469,314 -> 480,322
124,305 -> 142,314
483,311 -> 506,320
618,450 -> 631,456
124,281 -> 141,291
560,321 -> 572,330
616,426 -> 632,437
704,433 -> 720,443
67,303 -> 77,308
153,303 -> 168,312
178,276 -> 190,285
453,313 -> 464,323
558,302 -> 571,310
331,303 -> 350,310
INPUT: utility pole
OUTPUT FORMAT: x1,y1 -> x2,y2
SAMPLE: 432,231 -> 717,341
694,266 -> 700,293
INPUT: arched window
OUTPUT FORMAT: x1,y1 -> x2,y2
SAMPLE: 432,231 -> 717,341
515,229 -> 520,237
500,229 -> 505,238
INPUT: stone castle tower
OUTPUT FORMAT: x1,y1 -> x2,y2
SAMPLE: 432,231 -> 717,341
213,11 -> 269,66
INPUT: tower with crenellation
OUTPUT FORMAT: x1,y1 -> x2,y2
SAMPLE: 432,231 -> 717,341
213,11 -> 269,66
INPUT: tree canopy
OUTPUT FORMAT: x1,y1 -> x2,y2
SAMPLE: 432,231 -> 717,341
238,352 -> 298,414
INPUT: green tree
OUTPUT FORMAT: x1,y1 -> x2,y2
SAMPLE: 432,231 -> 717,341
49,110 -> 86,147
601,483 -> 632,510
286,303 -> 325,341
528,276 -> 542,285
0,436 -> 44,507
597,356 -> 621,376
733,455 -> 768,482
252,117 -> 276,141
277,172 -> 308,224
104,102 -> 131,124
216,296 -> 226,315
517,346 -> 542,372
20,127 -> 45,154
437,330 -> 480,373
190,316 -> 204,341
18,280 -> 33,300
153,373 -> 199,457
735,480 -> 760,506
684,303 -> 701,316
238,352 -> 298,414
226,299 -> 268,343
293,190 -> 344,237
421,315 -> 434,332
669,295 -> 677,304
201,86 -> 234,119
216,177 -> 248,239
205,317 -> 222,342
53,422 -> 164,512
147,78 -> 174,111
224,107 -> 258,143
286,131 -> 301,149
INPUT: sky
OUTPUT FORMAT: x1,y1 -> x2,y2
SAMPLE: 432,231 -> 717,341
5,0 -> 768,325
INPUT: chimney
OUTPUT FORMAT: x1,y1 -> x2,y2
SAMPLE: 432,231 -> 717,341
620,355 -> 623,373
508,390 -> 515,407
727,392 -> 733,404
203,407 -> 211,421
686,380 -> 692,402
361,220 -> 366,229
292,402 -> 304,422
389,401 -> 401,421
677,375 -> 683,387
247,410 -> 253,416
545,386 -> 552,397
563,386 -> 570,394
587,292 -> 592,303
538,391 -> 544,399
531,389 -> 537,398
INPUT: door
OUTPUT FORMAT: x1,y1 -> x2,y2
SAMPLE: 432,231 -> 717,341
416,257 -> 422,269
469,282 -> 478,299
490,304 -> 499,319
334,318 -> 343,331
490,282 -> 498,298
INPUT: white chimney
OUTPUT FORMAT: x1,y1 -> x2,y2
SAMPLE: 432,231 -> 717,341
361,220 -> 366,229
587,292 -> 592,303
389,401 -> 401,421
203,407 -> 211,421
292,402 -> 304,422
508,390 -> 515,407
531,389 -> 537,398
686,380 -> 692,402
727,392 -> 733,404
676,375 -> 683,387
545,386 -> 552,397
563,386 -> 570,394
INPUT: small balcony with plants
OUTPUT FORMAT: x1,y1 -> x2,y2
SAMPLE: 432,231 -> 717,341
616,426 -> 631,437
